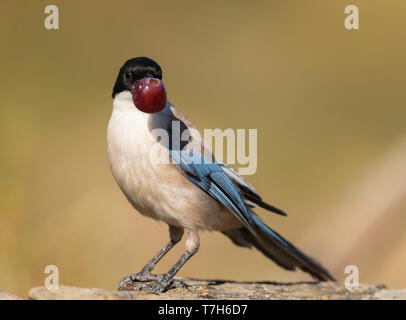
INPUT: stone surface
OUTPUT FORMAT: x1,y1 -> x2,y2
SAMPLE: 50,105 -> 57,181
373,288 -> 406,300
28,278 -> 396,300
0,291 -> 22,300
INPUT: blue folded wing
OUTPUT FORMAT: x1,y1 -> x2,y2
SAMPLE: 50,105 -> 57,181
170,150 -> 253,226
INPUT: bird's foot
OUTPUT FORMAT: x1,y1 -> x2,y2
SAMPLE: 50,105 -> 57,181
140,275 -> 187,294
117,269 -> 158,290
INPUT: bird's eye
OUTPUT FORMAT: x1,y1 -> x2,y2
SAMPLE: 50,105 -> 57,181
125,71 -> 133,81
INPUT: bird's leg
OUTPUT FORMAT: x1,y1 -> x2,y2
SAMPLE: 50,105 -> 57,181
117,226 -> 184,290
141,230 -> 200,294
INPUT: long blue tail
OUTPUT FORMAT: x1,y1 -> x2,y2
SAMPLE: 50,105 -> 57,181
224,213 -> 335,281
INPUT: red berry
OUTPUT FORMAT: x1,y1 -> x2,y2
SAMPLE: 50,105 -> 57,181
132,78 -> 167,113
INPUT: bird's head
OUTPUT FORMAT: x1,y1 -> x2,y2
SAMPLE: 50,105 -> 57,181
112,57 -> 166,113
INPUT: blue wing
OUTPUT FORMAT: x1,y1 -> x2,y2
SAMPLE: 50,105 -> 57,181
169,149 -> 334,281
159,110 -> 334,281
170,150 -> 254,226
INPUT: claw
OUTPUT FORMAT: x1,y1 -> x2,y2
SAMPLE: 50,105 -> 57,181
117,271 -> 160,291
130,270 -> 158,282
139,277 -> 188,294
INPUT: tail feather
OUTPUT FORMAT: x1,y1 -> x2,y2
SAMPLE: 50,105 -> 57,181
223,214 -> 335,281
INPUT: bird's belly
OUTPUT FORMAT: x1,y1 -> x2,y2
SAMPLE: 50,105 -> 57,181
107,116 -> 241,231
111,156 -> 241,231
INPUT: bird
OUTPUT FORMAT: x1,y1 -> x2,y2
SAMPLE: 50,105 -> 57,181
107,57 -> 334,293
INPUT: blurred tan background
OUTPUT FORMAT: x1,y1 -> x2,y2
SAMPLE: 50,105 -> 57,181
0,1 -> 405,298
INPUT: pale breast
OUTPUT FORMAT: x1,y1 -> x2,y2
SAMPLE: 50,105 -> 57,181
107,93 -> 242,231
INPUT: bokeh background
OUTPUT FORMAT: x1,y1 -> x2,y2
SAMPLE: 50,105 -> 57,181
1,1 -> 405,298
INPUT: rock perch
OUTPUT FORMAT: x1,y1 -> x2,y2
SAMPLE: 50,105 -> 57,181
27,278 -> 404,300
